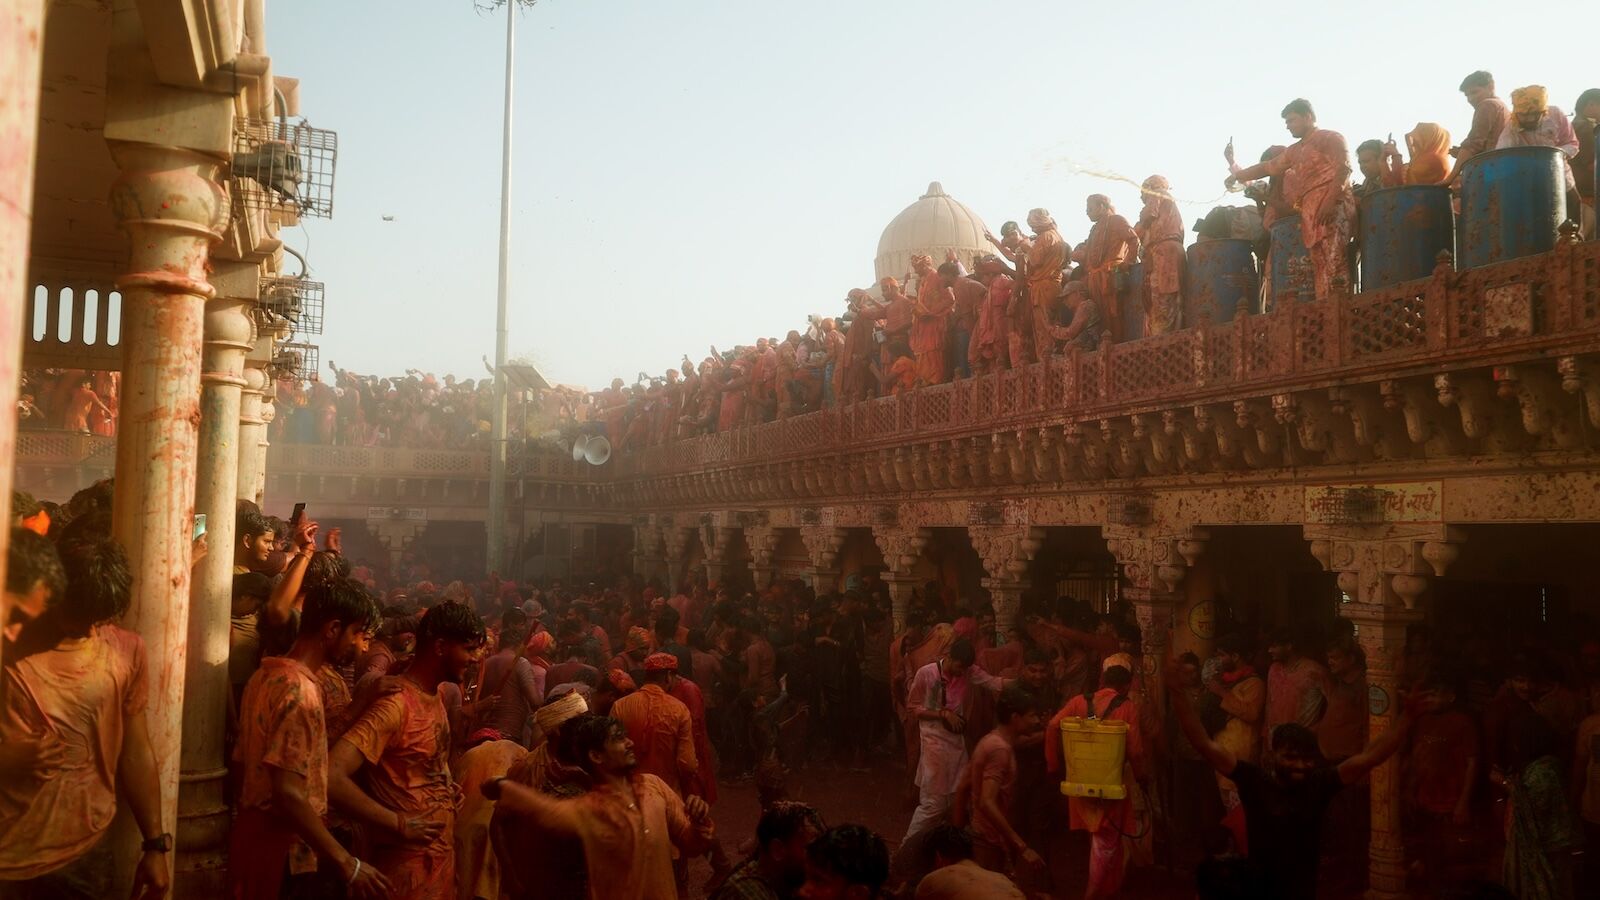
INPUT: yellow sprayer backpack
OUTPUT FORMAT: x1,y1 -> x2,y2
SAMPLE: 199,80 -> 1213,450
1058,691 -> 1130,800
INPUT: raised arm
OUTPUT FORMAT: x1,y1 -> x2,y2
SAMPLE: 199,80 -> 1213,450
485,778 -> 584,834
1337,699 -> 1422,785
1167,664 -> 1238,776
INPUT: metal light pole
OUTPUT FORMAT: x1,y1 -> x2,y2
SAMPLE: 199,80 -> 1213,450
486,0 -> 526,576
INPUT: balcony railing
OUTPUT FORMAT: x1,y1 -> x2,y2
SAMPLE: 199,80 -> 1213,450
613,239 -> 1600,478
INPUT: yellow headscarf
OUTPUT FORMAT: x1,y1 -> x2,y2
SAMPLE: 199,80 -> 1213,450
1511,85 -> 1548,116
1404,123 -> 1453,185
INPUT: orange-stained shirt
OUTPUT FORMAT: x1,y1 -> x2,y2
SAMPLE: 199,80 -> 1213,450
611,683 -> 697,797
0,625 -> 148,879
236,657 -> 328,814
1136,198 -> 1185,295
338,679 -> 457,862
315,661 -> 353,741
515,773 -> 713,900
1259,127 -> 1354,250
1025,228 -> 1069,308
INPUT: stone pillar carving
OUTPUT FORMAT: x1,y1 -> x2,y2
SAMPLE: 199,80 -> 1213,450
176,263 -> 257,888
745,524 -> 782,590
799,525 -> 848,594
872,524 -> 931,631
1304,523 -> 1464,900
1102,526 -> 1209,717
663,525 -> 694,594
702,525 -> 737,588
107,137 -> 229,861
632,520 -> 663,580
0,2 -> 47,670
967,525 -> 1045,643
236,361 -> 267,504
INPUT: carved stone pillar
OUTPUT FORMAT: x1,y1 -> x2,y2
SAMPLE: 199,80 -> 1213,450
800,525 -> 847,594
1304,523 -> 1464,900
236,361 -> 267,504
1102,526 -> 1209,717
872,524 -> 930,631
632,521 -> 663,580
702,525 -> 737,588
663,526 -> 694,594
0,2 -> 47,668
176,263 -> 256,888
967,525 -> 1045,643
107,137 -> 229,858
745,524 -> 781,590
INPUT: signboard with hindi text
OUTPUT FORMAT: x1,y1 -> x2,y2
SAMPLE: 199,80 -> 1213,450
1303,482 -> 1442,524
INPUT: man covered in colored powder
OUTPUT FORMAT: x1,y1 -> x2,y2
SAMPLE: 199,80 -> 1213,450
1227,99 -> 1355,303
1135,176 -> 1185,334
1074,195 -> 1140,343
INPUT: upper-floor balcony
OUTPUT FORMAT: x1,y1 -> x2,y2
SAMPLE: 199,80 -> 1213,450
17,238 -> 1600,518
608,236 -> 1600,508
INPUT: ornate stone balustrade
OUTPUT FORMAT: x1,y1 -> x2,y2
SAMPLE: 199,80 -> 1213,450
609,238 -> 1600,507
617,239 -> 1600,481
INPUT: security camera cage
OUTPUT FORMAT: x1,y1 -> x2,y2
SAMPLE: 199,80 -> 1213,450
231,116 -> 338,220
258,275 -> 325,337
274,341 -> 321,382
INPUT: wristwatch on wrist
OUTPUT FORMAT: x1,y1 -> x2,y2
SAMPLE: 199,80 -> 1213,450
141,833 -> 173,853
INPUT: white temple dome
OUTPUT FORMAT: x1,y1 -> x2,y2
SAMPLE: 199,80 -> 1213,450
874,182 -> 993,283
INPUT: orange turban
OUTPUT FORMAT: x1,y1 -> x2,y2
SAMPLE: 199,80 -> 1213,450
607,668 -> 636,693
524,630 -> 555,659
1511,85 -> 1548,116
880,276 -> 900,292
644,652 -> 679,672
625,626 -> 651,653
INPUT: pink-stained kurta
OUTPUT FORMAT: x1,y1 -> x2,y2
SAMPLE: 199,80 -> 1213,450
1260,128 -> 1356,301
969,274 -> 1013,372
906,659 -> 1003,795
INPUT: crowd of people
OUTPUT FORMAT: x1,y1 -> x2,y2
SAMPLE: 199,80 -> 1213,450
4,483 -> 1600,899
585,74 -> 1597,453
20,79 -> 1596,468
16,363 -> 594,453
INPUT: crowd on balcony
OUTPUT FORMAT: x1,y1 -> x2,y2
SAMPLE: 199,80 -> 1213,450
590,75 -> 1598,453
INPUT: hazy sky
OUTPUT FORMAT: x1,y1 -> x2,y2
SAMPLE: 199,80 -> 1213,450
269,0 -> 1597,390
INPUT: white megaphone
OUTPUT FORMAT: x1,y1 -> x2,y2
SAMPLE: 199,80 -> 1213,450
571,435 -> 589,463
582,435 -> 611,466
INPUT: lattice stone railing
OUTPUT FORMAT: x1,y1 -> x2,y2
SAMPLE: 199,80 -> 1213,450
613,238 -> 1600,478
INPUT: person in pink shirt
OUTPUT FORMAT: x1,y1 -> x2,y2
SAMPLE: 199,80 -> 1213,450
952,685 -> 1044,877
1497,85 -> 1582,195
1454,70 -> 1511,170
1265,628 -> 1328,754
1227,99 -> 1355,302
903,638 -> 1006,844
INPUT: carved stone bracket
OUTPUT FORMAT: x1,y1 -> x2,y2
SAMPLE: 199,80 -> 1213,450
966,525 -> 1045,582
1303,523 -> 1465,609
1101,524 -> 1210,594
871,524 -> 931,576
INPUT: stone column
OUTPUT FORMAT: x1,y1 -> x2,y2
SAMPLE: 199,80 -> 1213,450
107,140 -> 229,851
256,380 -> 275,505
1173,555 -> 1219,661
967,525 -> 1045,644
1306,523 -> 1463,900
1102,526 -> 1208,719
632,521 -> 663,581
799,525 -> 847,595
744,524 -> 780,591
0,1 -> 46,672
871,524 -> 930,632
663,525 -> 693,594
236,354 -> 269,505
175,263 -> 255,889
